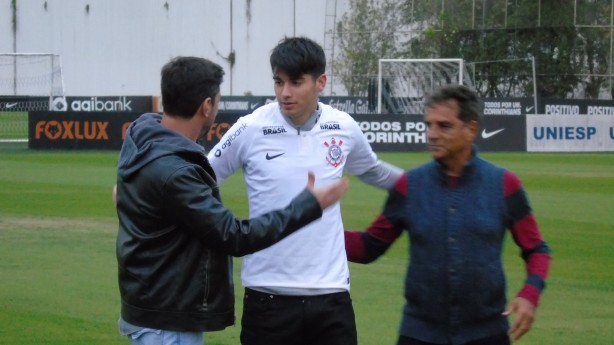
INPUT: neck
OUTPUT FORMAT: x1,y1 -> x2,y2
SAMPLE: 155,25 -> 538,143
444,147 -> 473,176
289,103 -> 318,126
160,113 -> 199,142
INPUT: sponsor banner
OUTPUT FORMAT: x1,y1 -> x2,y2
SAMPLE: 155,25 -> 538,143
198,113 -> 243,150
58,96 -> 157,112
352,114 -> 428,152
28,111 -> 244,150
217,96 -> 270,114
319,96 -> 373,114
540,99 -> 614,115
475,115 -> 526,151
217,96 -> 375,115
29,111 -> 141,149
527,115 -> 614,152
352,114 -> 526,152
483,98 -> 535,115
0,96 -> 50,111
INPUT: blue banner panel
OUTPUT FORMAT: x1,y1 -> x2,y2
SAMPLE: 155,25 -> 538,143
352,114 -> 526,152
475,115 -> 526,151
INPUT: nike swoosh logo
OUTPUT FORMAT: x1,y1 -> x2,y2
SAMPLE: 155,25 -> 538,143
265,152 -> 285,160
481,128 -> 505,139
5,102 -> 18,109
525,106 -> 535,112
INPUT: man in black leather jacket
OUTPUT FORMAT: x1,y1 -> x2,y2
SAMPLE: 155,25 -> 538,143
115,56 -> 348,345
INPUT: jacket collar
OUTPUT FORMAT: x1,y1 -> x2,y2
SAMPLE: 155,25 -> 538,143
434,144 -> 480,185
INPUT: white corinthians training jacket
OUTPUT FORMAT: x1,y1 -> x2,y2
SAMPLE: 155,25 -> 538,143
208,102 -> 399,295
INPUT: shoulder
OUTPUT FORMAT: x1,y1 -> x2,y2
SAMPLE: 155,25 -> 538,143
250,102 -> 279,118
148,154 -> 199,182
474,156 -> 521,194
236,102 -> 282,127
319,103 -> 354,121
502,170 -> 523,196
319,103 -> 361,131
409,160 -> 437,175
225,103 -> 279,136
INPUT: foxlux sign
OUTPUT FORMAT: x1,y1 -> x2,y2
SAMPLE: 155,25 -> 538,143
527,115 -> 614,152
28,111 -> 244,150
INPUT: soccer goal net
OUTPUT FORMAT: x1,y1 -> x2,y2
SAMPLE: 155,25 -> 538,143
0,53 -> 65,143
377,58 -> 475,115
465,57 -> 537,103
0,53 -> 66,112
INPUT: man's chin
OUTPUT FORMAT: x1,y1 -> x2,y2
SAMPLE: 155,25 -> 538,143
428,146 -> 443,156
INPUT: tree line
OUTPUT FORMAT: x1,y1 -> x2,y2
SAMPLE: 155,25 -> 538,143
333,0 -> 614,100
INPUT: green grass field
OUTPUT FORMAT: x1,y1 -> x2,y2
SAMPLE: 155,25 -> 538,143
1,145 -> 613,344
0,112 -> 28,140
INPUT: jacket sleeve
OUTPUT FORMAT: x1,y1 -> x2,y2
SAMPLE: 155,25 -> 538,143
504,171 -> 551,306
345,174 -> 407,263
165,165 -> 322,256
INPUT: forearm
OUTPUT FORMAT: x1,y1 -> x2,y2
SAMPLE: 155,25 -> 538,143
214,188 -> 323,256
517,242 -> 551,306
357,160 -> 404,189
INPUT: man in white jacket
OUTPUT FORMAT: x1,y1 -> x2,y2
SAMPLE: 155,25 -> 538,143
208,36 -> 403,345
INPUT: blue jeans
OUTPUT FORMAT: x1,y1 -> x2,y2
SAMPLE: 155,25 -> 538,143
119,318 -> 204,345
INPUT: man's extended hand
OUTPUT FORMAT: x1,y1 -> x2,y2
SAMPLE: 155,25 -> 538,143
503,297 -> 536,341
306,171 -> 349,210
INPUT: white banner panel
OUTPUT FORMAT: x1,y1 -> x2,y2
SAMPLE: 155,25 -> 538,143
527,115 -> 614,152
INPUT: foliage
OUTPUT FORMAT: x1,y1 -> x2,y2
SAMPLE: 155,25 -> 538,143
333,0 -> 405,96
335,0 -> 614,99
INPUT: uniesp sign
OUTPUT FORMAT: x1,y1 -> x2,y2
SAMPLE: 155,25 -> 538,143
527,115 -> 614,152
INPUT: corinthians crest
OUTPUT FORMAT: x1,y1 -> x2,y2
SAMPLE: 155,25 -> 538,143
324,137 -> 345,167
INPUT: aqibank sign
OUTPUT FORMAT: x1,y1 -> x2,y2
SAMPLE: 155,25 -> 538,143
527,115 -> 614,152
51,96 -> 159,112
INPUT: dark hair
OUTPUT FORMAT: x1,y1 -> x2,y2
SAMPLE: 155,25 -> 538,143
161,57 -> 224,119
425,84 -> 481,123
270,36 -> 326,80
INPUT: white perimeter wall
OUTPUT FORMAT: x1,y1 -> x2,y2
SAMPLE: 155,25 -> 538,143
0,0 -> 348,97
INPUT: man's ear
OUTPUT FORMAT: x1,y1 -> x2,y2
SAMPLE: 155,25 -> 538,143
200,97 -> 213,120
466,120 -> 479,141
316,74 -> 327,93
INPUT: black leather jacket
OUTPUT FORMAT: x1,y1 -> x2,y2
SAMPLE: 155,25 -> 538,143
116,113 -> 322,332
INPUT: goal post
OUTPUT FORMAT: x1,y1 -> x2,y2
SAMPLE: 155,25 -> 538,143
0,53 -> 66,112
0,53 -> 65,143
465,57 -> 538,114
377,58 -> 473,114
376,57 -> 538,115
